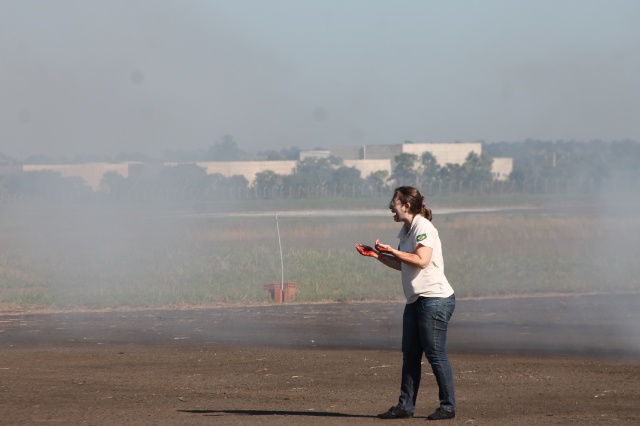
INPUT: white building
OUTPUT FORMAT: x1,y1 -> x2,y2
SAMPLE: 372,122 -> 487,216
13,142 -> 512,191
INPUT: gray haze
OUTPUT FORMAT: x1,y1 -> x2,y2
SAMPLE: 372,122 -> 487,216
1,0 -> 640,160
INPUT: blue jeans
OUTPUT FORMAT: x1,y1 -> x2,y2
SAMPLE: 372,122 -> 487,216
397,294 -> 456,413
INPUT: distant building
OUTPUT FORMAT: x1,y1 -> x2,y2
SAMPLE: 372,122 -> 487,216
343,159 -> 393,178
491,158 -> 513,181
330,144 -> 401,161
168,161 -> 298,185
12,142 -> 512,192
401,143 -> 482,166
331,142 -> 481,162
298,150 -> 331,161
330,142 -> 511,181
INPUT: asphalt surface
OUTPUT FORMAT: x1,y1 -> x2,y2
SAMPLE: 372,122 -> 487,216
2,293 -> 639,358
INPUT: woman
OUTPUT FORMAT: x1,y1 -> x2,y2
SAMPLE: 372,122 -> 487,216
355,186 -> 456,421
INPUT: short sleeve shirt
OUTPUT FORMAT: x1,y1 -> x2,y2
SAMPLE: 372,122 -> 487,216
398,215 -> 454,303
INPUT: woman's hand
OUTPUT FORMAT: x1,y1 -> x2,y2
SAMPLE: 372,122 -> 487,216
374,239 -> 393,255
355,244 -> 378,258
356,242 -> 402,271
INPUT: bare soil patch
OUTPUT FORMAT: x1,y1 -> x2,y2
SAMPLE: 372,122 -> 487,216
1,294 -> 639,425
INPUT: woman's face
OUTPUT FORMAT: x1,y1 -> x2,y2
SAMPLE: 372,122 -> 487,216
388,196 -> 408,223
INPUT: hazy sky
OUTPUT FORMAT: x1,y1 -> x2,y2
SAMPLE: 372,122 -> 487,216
1,0 -> 639,160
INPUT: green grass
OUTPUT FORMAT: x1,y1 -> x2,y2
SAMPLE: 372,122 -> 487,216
1,194 -> 639,309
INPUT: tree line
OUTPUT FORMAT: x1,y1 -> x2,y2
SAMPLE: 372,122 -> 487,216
0,138 -> 638,203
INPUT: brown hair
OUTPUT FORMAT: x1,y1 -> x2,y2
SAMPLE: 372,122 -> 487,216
393,186 -> 432,221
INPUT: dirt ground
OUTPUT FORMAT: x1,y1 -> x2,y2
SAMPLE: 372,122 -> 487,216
1,293 -> 639,425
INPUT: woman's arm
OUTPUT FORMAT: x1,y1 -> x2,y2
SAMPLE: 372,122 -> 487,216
374,240 -> 433,269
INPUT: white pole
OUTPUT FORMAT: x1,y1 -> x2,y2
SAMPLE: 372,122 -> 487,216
276,214 -> 284,291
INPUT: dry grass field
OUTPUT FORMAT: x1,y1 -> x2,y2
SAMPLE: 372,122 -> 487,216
1,195 -> 639,308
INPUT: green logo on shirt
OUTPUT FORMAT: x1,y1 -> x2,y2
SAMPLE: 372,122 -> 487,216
416,233 -> 426,242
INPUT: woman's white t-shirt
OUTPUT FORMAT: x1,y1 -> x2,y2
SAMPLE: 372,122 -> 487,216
398,215 -> 454,303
